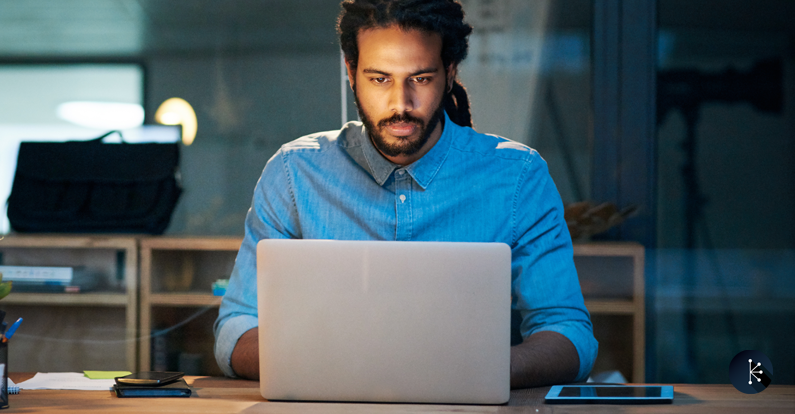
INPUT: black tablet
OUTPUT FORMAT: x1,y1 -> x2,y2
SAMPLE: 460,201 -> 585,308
545,385 -> 674,404
115,371 -> 184,386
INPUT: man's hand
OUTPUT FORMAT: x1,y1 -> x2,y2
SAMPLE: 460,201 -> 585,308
510,330 -> 580,389
230,327 -> 260,380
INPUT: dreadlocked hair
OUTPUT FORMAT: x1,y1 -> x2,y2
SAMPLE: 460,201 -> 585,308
337,0 -> 474,127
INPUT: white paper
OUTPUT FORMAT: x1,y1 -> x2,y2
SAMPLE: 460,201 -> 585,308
17,372 -> 115,391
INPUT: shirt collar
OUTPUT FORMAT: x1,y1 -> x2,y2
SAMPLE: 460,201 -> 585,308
404,111 -> 454,189
341,111 -> 456,189
360,124 -> 399,186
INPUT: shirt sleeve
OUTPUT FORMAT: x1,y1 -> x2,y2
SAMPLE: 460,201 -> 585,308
510,151 -> 598,382
213,150 -> 300,378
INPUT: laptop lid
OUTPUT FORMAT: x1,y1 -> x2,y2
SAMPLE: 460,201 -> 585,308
256,239 -> 511,404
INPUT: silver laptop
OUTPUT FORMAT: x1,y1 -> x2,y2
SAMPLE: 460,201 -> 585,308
256,239 -> 511,404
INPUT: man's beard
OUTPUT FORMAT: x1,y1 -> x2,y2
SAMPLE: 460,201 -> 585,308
355,88 -> 445,158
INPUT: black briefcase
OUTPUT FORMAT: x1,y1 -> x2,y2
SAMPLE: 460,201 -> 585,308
7,131 -> 181,234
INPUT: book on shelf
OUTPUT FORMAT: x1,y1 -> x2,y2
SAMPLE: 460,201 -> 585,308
0,265 -> 103,293
0,265 -> 73,284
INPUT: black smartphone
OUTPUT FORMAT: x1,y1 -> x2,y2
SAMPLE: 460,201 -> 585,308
115,371 -> 184,386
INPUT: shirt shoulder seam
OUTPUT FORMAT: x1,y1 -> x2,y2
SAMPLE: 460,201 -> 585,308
449,132 -> 537,162
280,132 -> 338,154
512,155 -> 536,246
278,150 -> 301,218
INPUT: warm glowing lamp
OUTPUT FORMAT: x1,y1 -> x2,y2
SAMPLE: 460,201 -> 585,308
154,98 -> 197,145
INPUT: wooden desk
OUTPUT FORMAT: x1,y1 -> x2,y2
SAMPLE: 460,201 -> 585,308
8,374 -> 794,413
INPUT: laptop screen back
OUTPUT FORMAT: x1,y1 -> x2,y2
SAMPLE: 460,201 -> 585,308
256,239 -> 511,404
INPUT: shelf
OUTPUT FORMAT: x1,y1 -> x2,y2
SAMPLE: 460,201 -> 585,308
4,292 -> 128,306
0,235 -> 138,372
139,236 -> 242,374
573,242 -> 644,256
584,299 -> 639,314
150,293 -> 223,307
574,242 -> 644,382
139,237 -> 242,251
0,234 -> 138,249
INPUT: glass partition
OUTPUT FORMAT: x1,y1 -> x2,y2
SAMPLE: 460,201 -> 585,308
653,0 -> 794,384
459,0 -> 593,204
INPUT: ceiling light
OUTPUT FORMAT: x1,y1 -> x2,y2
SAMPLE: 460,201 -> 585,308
56,101 -> 144,130
154,98 -> 197,146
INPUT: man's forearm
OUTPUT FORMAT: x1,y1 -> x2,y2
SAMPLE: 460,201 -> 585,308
230,327 -> 260,380
510,330 -> 580,389
232,327 -> 578,385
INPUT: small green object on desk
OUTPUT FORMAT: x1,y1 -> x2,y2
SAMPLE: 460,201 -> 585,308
84,371 -> 132,380
212,279 -> 229,296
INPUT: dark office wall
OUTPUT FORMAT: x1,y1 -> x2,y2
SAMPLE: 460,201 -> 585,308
145,51 -> 341,235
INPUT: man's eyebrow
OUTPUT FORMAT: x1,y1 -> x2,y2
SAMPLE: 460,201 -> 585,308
362,69 -> 391,76
361,67 -> 440,77
409,67 -> 440,76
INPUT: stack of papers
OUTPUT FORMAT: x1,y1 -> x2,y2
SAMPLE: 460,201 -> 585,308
17,372 -> 131,391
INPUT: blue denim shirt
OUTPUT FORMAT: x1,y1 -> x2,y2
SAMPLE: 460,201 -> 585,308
214,112 -> 597,381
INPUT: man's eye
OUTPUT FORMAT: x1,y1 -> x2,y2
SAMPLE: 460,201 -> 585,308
372,77 -> 388,84
413,77 -> 430,84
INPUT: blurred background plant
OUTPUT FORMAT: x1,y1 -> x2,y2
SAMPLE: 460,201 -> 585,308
0,272 -> 11,300
565,201 -> 638,242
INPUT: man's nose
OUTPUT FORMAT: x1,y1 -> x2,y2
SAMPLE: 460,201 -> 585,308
389,81 -> 414,113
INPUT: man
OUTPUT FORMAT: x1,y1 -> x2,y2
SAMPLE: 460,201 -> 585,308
214,0 -> 597,389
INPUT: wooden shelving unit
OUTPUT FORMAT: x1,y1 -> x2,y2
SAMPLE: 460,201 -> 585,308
137,238 -> 645,380
574,242 -> 645,382
138,237 -> 241,374
1,235 -> 642,379
0,235 -> 138,372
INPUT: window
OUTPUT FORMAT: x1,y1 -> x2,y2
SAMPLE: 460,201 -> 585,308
0,63 -> 144,233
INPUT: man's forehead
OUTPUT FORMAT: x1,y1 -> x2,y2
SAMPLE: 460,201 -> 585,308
356,25 -> 443,71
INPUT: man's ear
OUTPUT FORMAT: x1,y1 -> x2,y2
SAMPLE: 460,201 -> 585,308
446,64 -> 457,92
345,59 -> 356,91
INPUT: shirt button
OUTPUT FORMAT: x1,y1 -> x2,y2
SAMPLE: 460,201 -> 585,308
399,194 -> 406,203
397,170 -> 405,175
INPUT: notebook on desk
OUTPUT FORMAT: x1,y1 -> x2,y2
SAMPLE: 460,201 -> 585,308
256,239 -> 511,404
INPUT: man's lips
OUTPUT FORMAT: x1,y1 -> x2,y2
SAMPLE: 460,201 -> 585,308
384,122 -> 418,137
